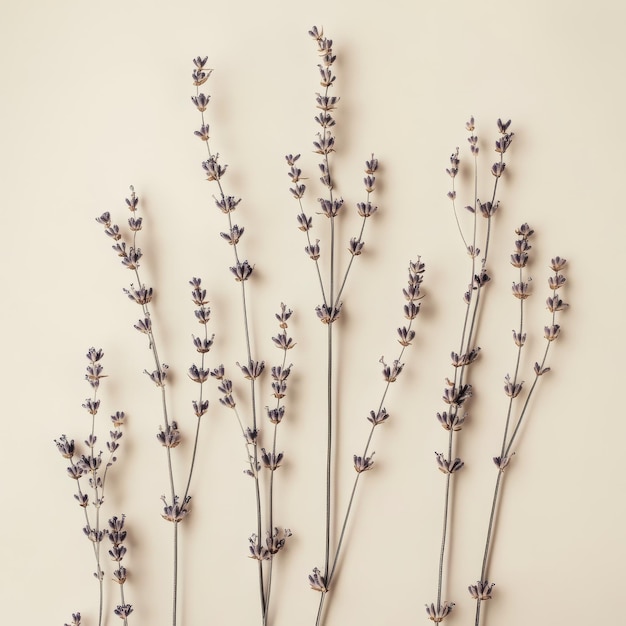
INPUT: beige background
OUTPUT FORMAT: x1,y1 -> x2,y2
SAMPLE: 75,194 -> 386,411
1,1 -> 623,625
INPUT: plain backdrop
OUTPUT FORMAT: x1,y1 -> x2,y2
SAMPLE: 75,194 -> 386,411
1,1 -> 623,625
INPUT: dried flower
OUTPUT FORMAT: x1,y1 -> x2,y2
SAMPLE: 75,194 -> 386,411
157,422 -> 181,448
425,601 -> 455,622
353,453 -> 375,473
308,567 -> 328,592
435,452 -> 464,474
468,580 -> 495,600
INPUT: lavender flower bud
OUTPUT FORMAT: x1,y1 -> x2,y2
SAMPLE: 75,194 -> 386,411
497,118 -> 512,133
367,408 -> 390,425
468,580 -> 495,600
491,161 -> 506,178
114,604 -> 134,619
188,364 -> 210,383
308,567 -> 328,592
348,238 -> 364,256
550,256 -> 567,272
548,274 -> 567,290
512,331 -> 526,347
192,399 -> 209,417
512,280 -> 532,299
493,455 -> 513,470
305,239 -> 321,260
315,303 -> 342,324
435,452 -> 464,474
425,601 -> 455,622
194,124 -> 210,141
357,201 -> 377,217
353,453 -> 375,473
230,260 -> 254,282
275,302 -> 293,328
191,93 -> 210,112
436,411 -> 466,431
144,364 -> 169,387
237,360 -> 265,380
380,357 -> 404,382
214,194 -> 241,213
261,448 -> 284,471
503,375 -> 524,398
544,324 -> 561,341
266,406 -> 285,424
111,412 -> 125,427
248,535 -> 271,560
157,421 -> 181,448
397,326 -> 416,346
192,334 -> 214,353
160,495 -> 191,522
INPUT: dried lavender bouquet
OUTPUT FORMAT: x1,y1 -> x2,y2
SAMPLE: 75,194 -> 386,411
191,25 -> 426,626
92,192 -> 214,626
55,349 -> 132,626
425,118 -> 568,625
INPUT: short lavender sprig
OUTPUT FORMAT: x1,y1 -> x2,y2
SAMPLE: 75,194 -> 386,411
108,514 -> 133,625
471,244 -> 567,626
429,118 -> 513,621
208,305 -> 294,625
55,349 -> 126,626
263,302 -> 295,622
310,258 -> 426,623
96,191 -> 205,626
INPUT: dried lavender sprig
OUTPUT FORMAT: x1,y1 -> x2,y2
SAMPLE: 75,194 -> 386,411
192,58 -> 271,623
108,515 -> 132,625
288,32 -> 386,623
262,303 -> 295,623
183,277 -> 213,503
311,258 -> 425,623
432,118 -> 513,617
55,350 -> 126,626
472,253 -> 567,626
96,191 -> 205,626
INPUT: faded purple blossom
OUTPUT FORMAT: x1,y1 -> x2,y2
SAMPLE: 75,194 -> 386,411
353,453 -> 375,473
468,580 -> 495,600
493,455 -> 513,471
157,422 -> 181,448
437,411 -> 466,431
308,567 -> 328,592
161,495 -> 191,522
144,364 -> 169,387
367,408 -> 390,425
261,448 -> 284,471
380,357 -> 404,382
435,452 -> 464,474
230,260 -> 254,282
425,601 -> 455,622
544,324 -> 561,342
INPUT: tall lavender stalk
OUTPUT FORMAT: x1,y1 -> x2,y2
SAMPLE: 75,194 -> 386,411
191,57 -> 292,626
426,118 -> 514,623
55,348 -> 130,626
284,26 -> 425,625
95,191 -> 208,626
469,237 -> 567,626
308,259 -> 426,625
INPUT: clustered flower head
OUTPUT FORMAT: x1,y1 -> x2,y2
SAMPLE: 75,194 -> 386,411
468,580 -> 495,600
425,601 -> 455,622
161,495 -> 191,523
